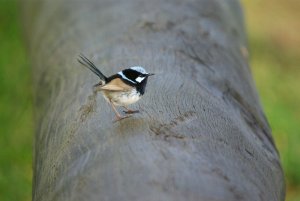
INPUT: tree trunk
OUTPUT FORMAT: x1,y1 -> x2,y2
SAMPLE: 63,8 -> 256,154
23,0 -> 285,201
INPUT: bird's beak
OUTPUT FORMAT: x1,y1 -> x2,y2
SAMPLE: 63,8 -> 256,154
147,73 -> 155,76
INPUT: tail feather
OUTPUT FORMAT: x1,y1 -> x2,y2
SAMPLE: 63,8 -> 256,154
77,54 -> 107,81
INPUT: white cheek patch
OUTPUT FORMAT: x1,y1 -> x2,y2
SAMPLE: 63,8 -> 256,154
135,76 -> 145,83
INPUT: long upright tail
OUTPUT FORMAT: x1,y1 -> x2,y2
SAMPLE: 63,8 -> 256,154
77,54 -> 107,81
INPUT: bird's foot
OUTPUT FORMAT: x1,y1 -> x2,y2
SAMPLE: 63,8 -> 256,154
123,109 -> 139,114
113,115 -> 132,122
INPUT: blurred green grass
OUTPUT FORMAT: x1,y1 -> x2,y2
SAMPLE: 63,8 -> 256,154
0,0 -> 299,201
0,0 -> 33,201
242,0 -> 300,200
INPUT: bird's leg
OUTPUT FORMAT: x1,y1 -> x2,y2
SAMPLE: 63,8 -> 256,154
108,101 -> 131,122
123,106 -> 139,114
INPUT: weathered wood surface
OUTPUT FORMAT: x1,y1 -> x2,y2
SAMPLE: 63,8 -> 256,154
23,0 -> 285,201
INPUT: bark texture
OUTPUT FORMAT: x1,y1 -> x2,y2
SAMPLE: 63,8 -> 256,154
23,0 -> 285,201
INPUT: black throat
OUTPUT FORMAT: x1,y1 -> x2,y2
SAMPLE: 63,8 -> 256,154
136,77 -> 149,95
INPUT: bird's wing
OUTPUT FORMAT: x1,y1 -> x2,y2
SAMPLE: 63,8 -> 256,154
100,78 -> 133,91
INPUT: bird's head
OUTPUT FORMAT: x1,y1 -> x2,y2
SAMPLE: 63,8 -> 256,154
130,66 -> 154,83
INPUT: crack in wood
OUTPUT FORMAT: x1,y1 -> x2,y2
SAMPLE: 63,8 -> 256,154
79,92 -> 97,123
139,20 -> 175,32
149,111 -> 196,140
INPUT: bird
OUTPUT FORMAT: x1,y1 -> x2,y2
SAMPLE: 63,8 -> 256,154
77,54 -> 154,121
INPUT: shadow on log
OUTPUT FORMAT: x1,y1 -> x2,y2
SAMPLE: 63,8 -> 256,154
23,0 -> 285,200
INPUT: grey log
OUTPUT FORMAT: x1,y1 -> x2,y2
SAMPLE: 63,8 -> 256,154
23,0 -> 285,201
